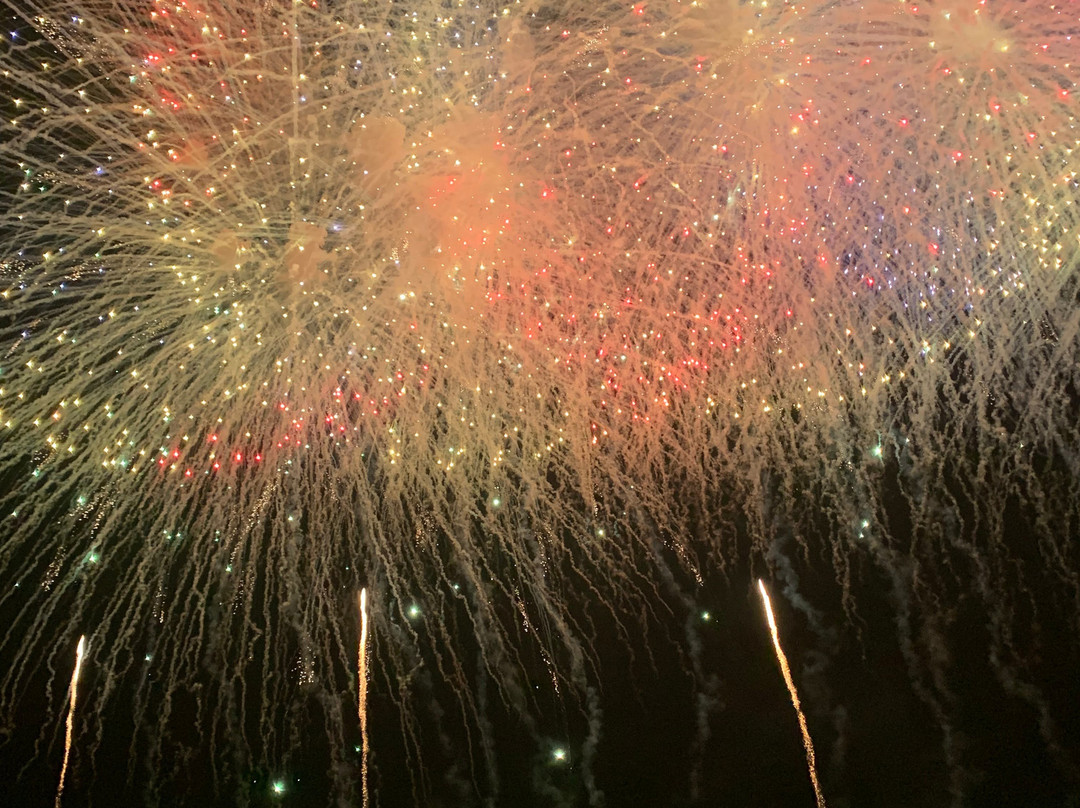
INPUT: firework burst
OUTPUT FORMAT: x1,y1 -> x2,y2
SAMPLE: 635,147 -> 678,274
1,0 -> 1078,804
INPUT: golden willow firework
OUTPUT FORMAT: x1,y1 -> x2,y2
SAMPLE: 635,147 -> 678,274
1,0 -> 1078,804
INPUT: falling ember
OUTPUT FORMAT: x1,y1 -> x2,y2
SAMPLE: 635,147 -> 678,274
54,635 -> 86,808
357,588 -> 370,808
757,580 -> 826,808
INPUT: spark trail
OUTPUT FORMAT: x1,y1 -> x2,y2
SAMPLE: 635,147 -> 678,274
54,635 -> 86,808
758,580 -> 826,808
358,588 -> 370,808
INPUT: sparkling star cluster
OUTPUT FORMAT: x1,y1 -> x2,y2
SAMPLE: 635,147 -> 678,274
1,0 -> 1078,803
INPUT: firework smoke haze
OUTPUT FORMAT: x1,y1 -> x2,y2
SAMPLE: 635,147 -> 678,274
1,0 -> 1078,804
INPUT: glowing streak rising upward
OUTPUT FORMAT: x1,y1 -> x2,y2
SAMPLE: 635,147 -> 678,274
54,635 -> 86,808
357,588 -> 369,808
757,580 -> 826,808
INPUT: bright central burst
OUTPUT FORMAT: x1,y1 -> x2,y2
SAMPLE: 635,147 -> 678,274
1,0 -> 1078,805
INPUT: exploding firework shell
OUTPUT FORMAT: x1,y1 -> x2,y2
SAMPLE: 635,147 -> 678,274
1,0 -> 1078,803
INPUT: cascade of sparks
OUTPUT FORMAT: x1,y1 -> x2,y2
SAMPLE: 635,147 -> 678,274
758,579 -> 826,808
0,0 -> 1078,803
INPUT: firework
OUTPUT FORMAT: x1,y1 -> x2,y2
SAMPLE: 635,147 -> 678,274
1,0 -> 1078,804
758,580 -> 825,808
54,635 -> 87,808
